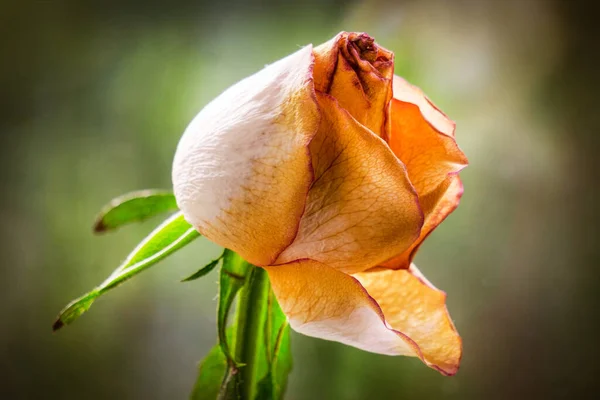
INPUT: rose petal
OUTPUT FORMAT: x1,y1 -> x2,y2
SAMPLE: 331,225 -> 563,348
381,76 -> 468,269
354,264 -> 462,375
312,34 -> 340,93
313,32 -> 394,138
264,260 -> 461,375
172,45 -> 320,266
275,93 -> 423,274
388,75 -> 467,197
381,175 -> 463,270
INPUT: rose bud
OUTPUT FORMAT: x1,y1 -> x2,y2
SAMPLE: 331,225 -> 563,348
172,32 -> 468,375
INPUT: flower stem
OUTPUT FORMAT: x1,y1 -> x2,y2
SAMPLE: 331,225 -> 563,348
234,265 -> 269,399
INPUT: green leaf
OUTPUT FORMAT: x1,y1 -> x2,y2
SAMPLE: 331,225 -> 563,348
255,290 -> 292,400
51,292 -> 97,331
191,327 -> 240,400
218,250 -> 251,366
93,190 -> 178,233
181,252 -> 224,282
191,342 -> 228,400
53,212 -> 200,331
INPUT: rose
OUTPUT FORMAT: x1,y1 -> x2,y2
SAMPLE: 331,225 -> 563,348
172,32 -> 468,375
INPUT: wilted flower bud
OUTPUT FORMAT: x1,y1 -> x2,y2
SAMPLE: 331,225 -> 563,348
173,32 -> 467,375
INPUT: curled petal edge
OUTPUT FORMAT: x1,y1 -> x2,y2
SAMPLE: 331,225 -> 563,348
392,75 -> 457,139
264,260 -> 461,376
382,75 -> 468,270
381,174 -> 464,270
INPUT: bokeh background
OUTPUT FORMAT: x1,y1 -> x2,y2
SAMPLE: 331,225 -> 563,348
1,0 -> 598,398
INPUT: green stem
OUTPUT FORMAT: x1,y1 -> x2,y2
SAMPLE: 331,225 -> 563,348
234,266 -> 269,399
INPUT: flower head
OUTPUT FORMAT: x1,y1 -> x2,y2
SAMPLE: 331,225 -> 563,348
173,32 -> 468,375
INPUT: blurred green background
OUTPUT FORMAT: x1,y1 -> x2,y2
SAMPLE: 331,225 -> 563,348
1,0 -> 597,398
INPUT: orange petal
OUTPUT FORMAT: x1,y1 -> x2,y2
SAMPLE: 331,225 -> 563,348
381,175 -> 464,270
354,264 -> 462,375
264,260 -> 461,375
382,76 -> 468,269
275,93 -> 423,274
388,75 -> 467,198
313,32 -> 394,138
172,46 -> 320,266
312,34 -> 340,93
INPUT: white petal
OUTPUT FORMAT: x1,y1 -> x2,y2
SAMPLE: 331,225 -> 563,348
172,45 -> 319,265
